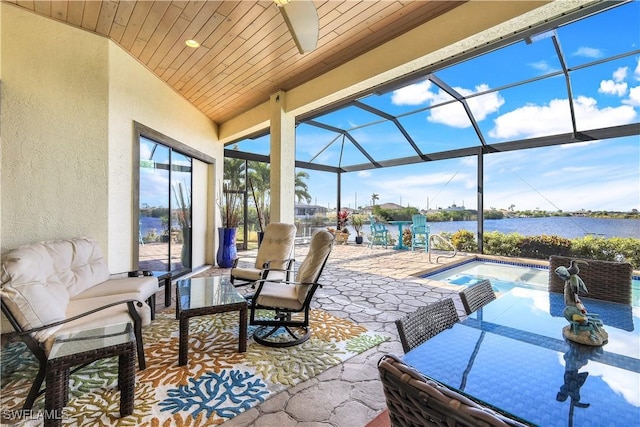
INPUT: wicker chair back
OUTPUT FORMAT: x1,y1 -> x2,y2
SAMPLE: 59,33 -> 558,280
378,354 -> 530,427
395,298 -> 459,353
459,280 -> 496,315
548,255 -> 632,304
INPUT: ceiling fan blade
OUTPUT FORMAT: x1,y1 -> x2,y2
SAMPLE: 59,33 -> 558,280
278,0 -> 319,54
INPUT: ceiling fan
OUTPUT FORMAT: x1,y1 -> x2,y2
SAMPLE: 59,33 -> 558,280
274,0 -> 319,54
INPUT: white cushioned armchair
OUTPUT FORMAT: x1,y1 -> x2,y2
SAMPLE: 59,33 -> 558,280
230,222 -> 297,287
249,229 -> 334,347
0,237 -> 158,409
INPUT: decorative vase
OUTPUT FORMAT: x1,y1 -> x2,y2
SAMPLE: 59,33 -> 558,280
217,227 -> 237,268
355,235 -> 363,245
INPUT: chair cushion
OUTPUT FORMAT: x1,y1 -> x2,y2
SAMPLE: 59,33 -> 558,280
1,245 -> 70,338
1,237 -> 110,299
42,295 -> 145,354
296,229 -> 334,286
232,266 -> 287,283
55,237 -> 111,297
255,223 -> 297,270
75,275 -> 159,301
230,267 -> 263,282
255,282 -> 305,311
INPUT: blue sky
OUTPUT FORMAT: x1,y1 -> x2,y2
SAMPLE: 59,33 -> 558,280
226,3 -> 640,213
287,2 -> 640,212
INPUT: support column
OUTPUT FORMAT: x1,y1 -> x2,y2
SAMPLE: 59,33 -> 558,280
477,147 -> 484,254
270,90 -> 295,224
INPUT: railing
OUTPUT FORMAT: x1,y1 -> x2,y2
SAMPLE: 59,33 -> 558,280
428,234 -> 457,264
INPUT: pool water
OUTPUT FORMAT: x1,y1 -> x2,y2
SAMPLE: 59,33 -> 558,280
423,259 -> 640,307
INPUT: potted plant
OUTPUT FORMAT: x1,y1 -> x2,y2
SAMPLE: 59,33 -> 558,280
351,214 -> 364,244
335,209 -> 350,244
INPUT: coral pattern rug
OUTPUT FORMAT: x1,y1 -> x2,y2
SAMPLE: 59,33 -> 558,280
1,309 -> 386,426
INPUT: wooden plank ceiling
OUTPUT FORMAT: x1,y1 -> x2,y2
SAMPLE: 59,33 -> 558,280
10,1 -> 465,124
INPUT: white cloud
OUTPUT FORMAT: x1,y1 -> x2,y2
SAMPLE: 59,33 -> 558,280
489,96 -> 637,140
573,46 -> 603,58
428,84 -> 504,128
391,80 -> 435,105
635,58 -> 640,80
599,79 -> 628,96
529,60 -> 557,73
598,67 -> 630,96
357,170 -> 372,178
613,66 -> 628,82
623,85 -> 640,106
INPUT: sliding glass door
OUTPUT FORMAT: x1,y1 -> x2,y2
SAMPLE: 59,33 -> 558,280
139,137 -> 192,276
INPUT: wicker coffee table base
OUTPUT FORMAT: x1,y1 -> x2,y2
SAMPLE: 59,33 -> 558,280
45,341 -> 135,427
178,303 -> 247,366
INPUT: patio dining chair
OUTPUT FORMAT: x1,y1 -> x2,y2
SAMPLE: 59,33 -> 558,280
410,214 -> 429,252
459,280 -> 496,315
548,255 -> 632,304
395,298 -> 459,353
230,222 -> 296,287
378,354 -> 529,427
249,229 -> 334,347
368,215 -> 389,249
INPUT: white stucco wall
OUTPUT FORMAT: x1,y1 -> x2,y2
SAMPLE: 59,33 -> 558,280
0,4 -> 222,271
107,45 -> 220,271
0,4 -> 110,250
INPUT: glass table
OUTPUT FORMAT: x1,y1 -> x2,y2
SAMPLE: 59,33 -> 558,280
175,276 -> 248,366
46,322 -> 135,426
403,288 -> 640,426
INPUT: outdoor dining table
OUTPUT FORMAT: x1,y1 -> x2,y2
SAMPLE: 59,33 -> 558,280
388,220 -> 412,250
402,287 -> 640,426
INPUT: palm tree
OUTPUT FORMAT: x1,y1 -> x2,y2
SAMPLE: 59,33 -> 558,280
245,163 -> 312,226
223,148 -> 245,190
371,193 -> 379,206
295,170 -> 312,204
248,161 -> 270,228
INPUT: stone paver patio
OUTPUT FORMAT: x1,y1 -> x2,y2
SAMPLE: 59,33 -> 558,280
152,242 -> 538,426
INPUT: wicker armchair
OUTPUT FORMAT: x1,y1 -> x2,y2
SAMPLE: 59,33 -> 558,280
548,255 -> 632,304
395,298 -> 459,353
459,280 -> 496,315
378,354 -> 530,427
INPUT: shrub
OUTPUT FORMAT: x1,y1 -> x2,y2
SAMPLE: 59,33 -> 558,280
518,235 -> 572,259
431,232 -> 454,251
483,231 -> 523,257
427,230 -> 640,269
571,236 -> 640,267
451,230 -> 478,252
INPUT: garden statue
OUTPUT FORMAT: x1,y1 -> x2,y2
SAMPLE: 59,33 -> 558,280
554,259 -> 608,346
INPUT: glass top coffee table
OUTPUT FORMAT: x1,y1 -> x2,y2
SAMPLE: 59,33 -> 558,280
175,276 -> 248,366
46,322 -> 135,426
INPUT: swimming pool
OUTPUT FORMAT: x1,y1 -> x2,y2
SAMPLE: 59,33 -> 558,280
422,258 -> 640,306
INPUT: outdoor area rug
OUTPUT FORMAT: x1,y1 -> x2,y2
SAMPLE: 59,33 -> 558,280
1,308 -> 386,426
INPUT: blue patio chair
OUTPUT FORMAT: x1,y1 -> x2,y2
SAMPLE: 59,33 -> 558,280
368,215 -> 389,249
410,214 -> 429,252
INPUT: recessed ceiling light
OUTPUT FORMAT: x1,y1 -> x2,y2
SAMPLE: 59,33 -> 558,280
185,39 -> 200,48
